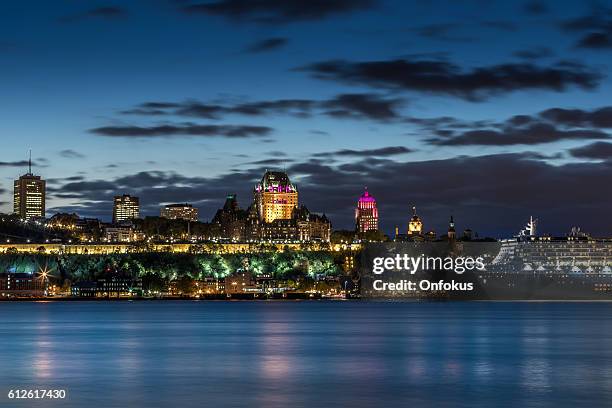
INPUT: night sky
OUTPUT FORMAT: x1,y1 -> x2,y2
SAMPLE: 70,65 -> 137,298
1,0 -> 611,237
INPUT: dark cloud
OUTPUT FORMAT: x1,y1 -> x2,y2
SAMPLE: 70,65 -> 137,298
513,47 -> 554,60
59,149 -> 86,159
560,9 -> 612,49
416,106 -> 612,146
181,0 -> 376,24
0,160 -> 30,167
430,124 -> 608,146
48,169 -> 265,222
321,93 -> 404,120
523,0 -> 548,15
569,142 -> 612,160
59,6 -> 127,23
480,20 -> 518,31
299,58 -> 601,101
415,24 -> 474,42
47,153 -> 612,236
246,158 -> 294,166
244,37 -> 288,53
124,99 -> 313,119
314,146 -> 412,158
560,11 -> 612,32
539,106 -> 612,128
576,32 -> 612,49
185,99 -> 314,118
89,123 -> 273,138
414,21 -> 515,43
120,93 -> 404,121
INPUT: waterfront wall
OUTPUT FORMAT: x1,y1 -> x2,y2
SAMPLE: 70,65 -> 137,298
0,242 -> 361,255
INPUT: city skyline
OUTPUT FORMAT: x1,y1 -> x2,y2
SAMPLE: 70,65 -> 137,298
1,1 -> 612,236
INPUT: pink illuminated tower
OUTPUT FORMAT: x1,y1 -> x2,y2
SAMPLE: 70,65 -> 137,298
355,187 -> 379,233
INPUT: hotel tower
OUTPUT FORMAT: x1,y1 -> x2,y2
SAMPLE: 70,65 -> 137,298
254,171 -> 298,223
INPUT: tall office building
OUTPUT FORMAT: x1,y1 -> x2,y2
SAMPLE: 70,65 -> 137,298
112,194 -> 140,223
254,171 -> 298,223
160,203 -> 198,222
13,156 -> 45,220
355,188 -> 378,233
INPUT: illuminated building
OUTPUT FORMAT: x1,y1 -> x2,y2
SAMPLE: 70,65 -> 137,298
71,276 -> 142,297
104,225 -> 138,243
0,273 -> 45,297
160,203 -> 199,222
257,206 -> 331,242
408,206 -> 423,235
448,215 -> 456,240
254,171 -> 298,223
47,213 -> 79,230
225,270 -> 254,294
13,156 -> 45,220
355,188 -> 378,233
112,194 -> 140,223
307,213 -> 331,242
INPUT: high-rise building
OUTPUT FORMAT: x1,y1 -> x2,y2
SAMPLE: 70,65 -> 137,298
355,188 -> 378,233
254,171 -> 298,223
112,194 -> 140,224
160,203 -> 198,222
13,156 -> 45,220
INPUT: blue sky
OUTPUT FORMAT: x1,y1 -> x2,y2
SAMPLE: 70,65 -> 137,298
1,0 -> 611,237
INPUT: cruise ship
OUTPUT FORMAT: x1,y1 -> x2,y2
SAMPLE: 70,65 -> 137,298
471,218 -> 612,300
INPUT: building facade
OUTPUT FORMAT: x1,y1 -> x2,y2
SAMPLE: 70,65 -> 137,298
212,172 -> 330,243
14,168 -> 46,220
104,225 -> 137,242
408,206 -> 423,235
355,188 -> 378,233
254,171 -> 298,223
0,273 -> 45,297
71,276 -> 142,297
160,203 -> 199,222
212,194 -> 246,241
112,194 -> 140,223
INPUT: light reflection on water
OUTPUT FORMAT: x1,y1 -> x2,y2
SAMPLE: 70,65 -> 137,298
0,301 -> 611,408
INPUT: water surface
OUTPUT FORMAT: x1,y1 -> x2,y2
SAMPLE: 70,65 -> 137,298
1,301 -> 611,407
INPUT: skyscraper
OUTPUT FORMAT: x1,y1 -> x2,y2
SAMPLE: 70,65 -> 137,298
112,194 -> 140,223
160,203 -> 198,222
355,188 -> 378,233
254,171 -> 298,223
13,154 -> 45,220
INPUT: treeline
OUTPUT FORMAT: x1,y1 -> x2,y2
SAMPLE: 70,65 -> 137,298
0,251 -> 343,284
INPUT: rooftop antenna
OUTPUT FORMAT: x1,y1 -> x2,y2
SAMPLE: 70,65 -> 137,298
28,149 -> 32,174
